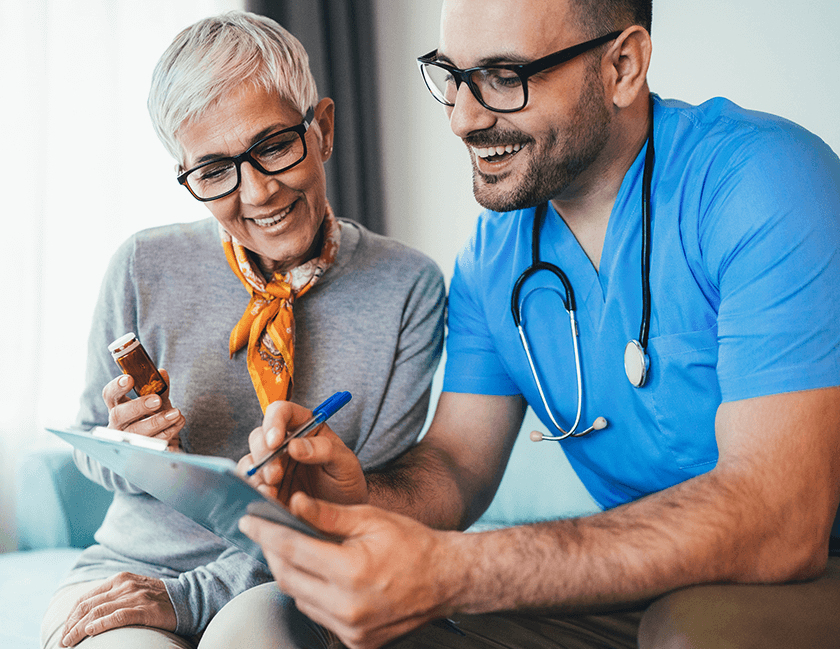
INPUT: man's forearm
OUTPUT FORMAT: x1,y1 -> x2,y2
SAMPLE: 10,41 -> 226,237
436,466 -> 829,618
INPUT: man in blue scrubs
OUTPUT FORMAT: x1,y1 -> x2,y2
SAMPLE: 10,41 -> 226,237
235,0 -> 840,646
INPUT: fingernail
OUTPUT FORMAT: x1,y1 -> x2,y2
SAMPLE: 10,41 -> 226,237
164,409 -> 180,420
299,439 -> 314,456
144,395 -> 161,408
266,427 -> 281,446
119,375 -> 130,387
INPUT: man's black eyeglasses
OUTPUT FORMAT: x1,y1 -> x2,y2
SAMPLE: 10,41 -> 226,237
178,107 -> 315,202
417,31 -> 622,113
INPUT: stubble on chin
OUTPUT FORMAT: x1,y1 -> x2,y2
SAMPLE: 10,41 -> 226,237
467,68 -> 612,214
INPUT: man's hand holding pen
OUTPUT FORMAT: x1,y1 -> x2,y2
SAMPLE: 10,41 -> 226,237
238,398 -> 369,506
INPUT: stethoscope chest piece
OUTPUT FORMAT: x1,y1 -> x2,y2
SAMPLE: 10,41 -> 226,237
624,339 -> 649,388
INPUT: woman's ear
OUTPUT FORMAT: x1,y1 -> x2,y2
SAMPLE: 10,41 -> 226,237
602,26 -> 651,109
313,97 -> 335,161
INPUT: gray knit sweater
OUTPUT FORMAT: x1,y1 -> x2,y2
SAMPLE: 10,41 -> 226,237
61,217 -> 445,636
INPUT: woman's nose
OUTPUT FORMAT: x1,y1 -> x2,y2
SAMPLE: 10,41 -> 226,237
238,161 -> 280,205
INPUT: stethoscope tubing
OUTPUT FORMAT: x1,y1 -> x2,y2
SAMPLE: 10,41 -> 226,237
516,291 -> 586,439
510,97 -> 655,439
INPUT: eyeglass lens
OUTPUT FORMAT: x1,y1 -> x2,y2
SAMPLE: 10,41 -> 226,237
184,129 -> 306,201
421,64 -> 524,111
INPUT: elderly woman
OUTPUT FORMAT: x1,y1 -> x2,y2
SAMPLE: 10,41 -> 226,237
40,11 -> 444,649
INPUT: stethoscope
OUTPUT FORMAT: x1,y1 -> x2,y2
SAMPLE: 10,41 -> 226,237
511,100 -> 655,442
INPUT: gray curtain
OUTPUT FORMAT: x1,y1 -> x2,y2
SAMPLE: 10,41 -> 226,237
247,0 -> 385,235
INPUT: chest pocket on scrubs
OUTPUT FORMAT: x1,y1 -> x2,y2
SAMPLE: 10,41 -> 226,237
645,323 -> 720,473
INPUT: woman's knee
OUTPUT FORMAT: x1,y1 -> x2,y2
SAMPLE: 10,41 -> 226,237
200,583 -> 334,649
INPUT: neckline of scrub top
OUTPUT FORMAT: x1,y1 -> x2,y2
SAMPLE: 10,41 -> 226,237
540,136 -> 649,322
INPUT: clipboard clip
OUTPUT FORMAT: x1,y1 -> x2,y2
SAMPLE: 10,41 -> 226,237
91,426 -> 170,451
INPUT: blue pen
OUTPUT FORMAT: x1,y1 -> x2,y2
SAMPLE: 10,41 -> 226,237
246,391 -> 352,477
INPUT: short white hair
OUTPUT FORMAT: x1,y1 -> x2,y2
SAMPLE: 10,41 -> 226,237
148,10 -> 319,164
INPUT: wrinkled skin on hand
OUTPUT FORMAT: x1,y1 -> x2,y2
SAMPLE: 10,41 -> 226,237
102,369 -> 185,449
61,572 -> 177,646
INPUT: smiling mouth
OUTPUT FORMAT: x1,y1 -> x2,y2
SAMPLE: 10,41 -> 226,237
253,201 -> 295,227
472,142 -> 526,164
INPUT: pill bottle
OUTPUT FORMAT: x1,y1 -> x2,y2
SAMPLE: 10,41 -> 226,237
108,333 -> 167,397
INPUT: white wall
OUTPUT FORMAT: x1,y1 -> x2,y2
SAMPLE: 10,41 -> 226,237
373,0 -> 479,282
373,0 -> 840,276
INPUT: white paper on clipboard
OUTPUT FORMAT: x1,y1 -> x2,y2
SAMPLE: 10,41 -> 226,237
47,425 -> 327,564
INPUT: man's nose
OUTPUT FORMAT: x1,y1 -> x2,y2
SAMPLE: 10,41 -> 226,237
446,81 -> 497,139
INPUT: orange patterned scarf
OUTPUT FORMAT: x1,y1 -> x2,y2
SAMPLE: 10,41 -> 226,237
221,205 -> 341,412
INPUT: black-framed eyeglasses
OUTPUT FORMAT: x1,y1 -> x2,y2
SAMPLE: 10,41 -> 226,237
417,31 -> 622,113
177,107 -> 315,202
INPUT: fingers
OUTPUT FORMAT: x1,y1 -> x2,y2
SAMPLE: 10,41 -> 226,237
61,573 -> 176,646
285,431 -> 368,503
103,369 -> 184,440
263,399 -> 315,433
101,374 -> 134,410
62,580 -> 126,646
287,492 -> 382,544
247,400 -> 315,485
62,580 -> 113,642
239,513 -> 334,578
246,425 -> 292,487
108,395 -> 183,438
239,503 -> 434,649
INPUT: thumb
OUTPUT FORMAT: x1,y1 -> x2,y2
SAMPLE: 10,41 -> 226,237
289,492 -> 369,539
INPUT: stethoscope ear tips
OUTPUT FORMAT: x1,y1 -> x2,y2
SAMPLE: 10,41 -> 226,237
529,429 -> 545,442
592,416 -> 608,431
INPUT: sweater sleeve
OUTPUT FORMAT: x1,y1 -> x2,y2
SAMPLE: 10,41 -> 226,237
161,546 -> 274,636
354,251 -> 446,469
74,234 -> 146,494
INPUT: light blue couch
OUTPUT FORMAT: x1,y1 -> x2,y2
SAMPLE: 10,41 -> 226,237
1,447 -> 114,648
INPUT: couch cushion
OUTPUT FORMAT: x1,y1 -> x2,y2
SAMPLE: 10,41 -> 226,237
16,447 -> 113,550
0,548 -> 83,649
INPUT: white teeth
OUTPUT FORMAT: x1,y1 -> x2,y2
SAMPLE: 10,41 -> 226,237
474,142 -> 523,159
253,203 -> 294,227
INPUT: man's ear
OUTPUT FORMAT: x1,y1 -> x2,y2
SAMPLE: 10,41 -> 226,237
602,26 -> 651,109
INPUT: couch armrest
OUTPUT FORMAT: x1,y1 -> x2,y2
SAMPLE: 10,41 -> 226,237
15,446 -> 113,550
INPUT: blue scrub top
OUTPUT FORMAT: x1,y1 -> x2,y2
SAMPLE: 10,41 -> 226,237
444,95 -> 840,509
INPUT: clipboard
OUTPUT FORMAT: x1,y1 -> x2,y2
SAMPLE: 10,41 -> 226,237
47,425 -> 326,564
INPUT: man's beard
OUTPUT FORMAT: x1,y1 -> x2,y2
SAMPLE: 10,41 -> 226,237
468,67 -> 612,213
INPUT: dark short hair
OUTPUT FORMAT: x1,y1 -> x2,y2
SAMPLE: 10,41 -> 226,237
572,0 -> 652,36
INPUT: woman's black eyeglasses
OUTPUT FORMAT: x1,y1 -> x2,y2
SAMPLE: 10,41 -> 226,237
178,107 -> 315,202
